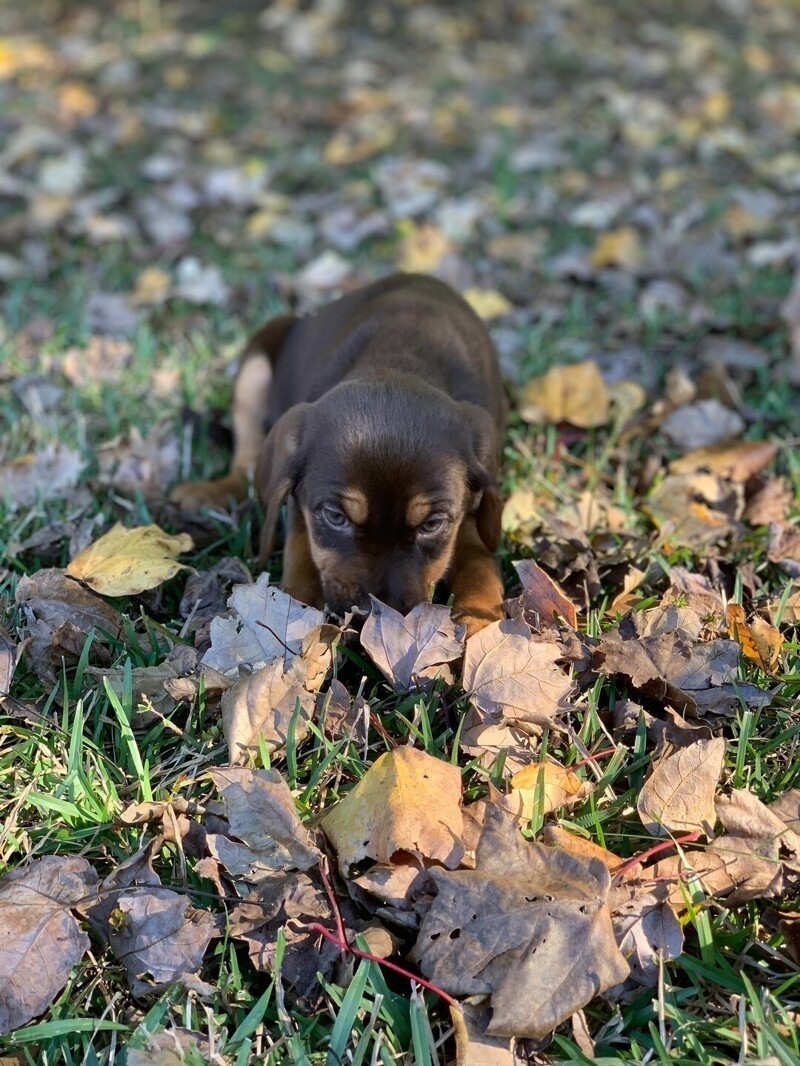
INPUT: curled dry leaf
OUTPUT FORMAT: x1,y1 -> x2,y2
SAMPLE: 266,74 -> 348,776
660,399 -> 745,451
610,887 -> 683,991
222,656 -> 316,761
768,522 -> 800,578
451,1001 -> 515,1066
726,604 -> 782,672
107,887 -> 219,996
0,856 -> 97,1034
202,573 -> 325,675
519,360 -> 610,428
0,443 -> 84,511
67,523 -> 193,596
208,767 -> 321,880
360,596 -> 465,691
463,617 -> 576,735
541,825 -> 627,876
669,440 -> 778,482
637,736 -> 725,838
413,806 -> 629,1039
645,472 -> 742,549
514,558 -> 577,628
321,746 -> 464,878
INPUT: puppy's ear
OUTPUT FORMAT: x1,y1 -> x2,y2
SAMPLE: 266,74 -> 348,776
255,403 -> 311,567
459,402 -> 502,554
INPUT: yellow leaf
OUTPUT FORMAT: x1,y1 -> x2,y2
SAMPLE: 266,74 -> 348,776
519,360 -> 610,428
57,82 -> 98,121
321,747 -> 463,877
397,223 -> 451,273
132,267 -> 172,306
506,761 -> 590,823
670,440 -> 778,482
463,288 -> 512,321
67,523 -> 193,596
726,604 -> 782,673
701,90 -> 731,124
589,227 -> 642,270
541,825 -> 627,875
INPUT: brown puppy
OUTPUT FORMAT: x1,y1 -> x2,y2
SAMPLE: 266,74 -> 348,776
172,273 -> 506,636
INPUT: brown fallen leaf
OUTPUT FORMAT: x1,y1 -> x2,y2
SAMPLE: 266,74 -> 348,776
744,476 -> 793,526
0,627 -> 19,698
0,443 -> 84,512
610,886 -> 683,991
541,825 -> 627,876
514,559 -> 577,628
413,806 -> 629,1039
105,887 -> 219,996
463,617 -> 576,734
15,568 -> 124,682
451,1001 -> 515,1066
67,523 -> 193,596
208,767 -> 321,881
669,440 -> 777,482
608,565 -> 647,616
202,573 -> 325,675
360,597 -> 465,692
0,856 -> 97,1035
645,473 -> 743,549
768,522 -> 800,578
519,361 -> 610,428
222,656 -> 317,761
321,747 -> 464,878
95,425 -> 180,500
726,604 -> 782,672
637,737 -> 725,838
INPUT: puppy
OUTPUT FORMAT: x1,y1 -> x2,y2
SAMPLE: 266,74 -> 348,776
172,273 -> 506,637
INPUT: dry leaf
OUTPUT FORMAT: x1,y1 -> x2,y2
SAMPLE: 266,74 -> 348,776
463,617 -> 576,734
660,400 -> 745,451
611,887 -> 683,990
67,523 -> 193,596
202,574 -> 325,675
360,597 -> 465,692
670,440 -> 777,482
413,806 -> 629,1039
519,361 -> 610,428
463,289 -> 512,321
726,604 -> 782,672
222,657 -> 316,761
541,825 -> 627,876
397,222 -> 452,273
0,444 -> 83,512
589,227 -> 642,270
321,747 -> 464,877
645,472 -> 742,549
768,522 -> 800,578
637,737 -> 725,838
514,558 -> 577,627
451,1002 -> 515,1066
0,856 -> 97,1034
504,760 -> 592,822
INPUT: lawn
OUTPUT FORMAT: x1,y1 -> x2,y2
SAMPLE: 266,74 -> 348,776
1,1 -> 800,1063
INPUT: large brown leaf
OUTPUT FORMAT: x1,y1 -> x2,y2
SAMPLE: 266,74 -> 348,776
637,737 -> 725,837
360,596 -> 465,691
413,806 -> 629,1039
463,617 -> 576,734
221,657 -> 317,761
0,856 -> 97,1034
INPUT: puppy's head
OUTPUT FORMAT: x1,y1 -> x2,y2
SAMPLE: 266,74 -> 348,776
257,380 -> 501,616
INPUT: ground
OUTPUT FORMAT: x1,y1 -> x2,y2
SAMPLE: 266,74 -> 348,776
1,0 -> 800,1063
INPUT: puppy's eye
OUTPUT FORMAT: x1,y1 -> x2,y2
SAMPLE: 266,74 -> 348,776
321,505 -> 350,530
417,515 -> 447,536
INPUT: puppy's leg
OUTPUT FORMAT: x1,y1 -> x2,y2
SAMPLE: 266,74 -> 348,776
449,515 -> 505,640
171,314 -> 296,512
280,502 -> 323,608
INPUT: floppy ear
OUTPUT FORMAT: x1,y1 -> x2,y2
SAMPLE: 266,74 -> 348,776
255,403 -> 311,568
459,402 -> 503,553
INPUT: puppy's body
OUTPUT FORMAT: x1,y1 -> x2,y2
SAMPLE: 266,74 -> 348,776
173,274 -> 506,635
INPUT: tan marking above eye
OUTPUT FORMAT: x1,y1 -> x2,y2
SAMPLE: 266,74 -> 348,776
339,488 -> 369,525
405,492 -> 432,527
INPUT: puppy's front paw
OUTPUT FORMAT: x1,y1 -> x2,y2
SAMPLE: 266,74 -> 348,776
170,475 -> 245,513
453,605 -> 505,641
